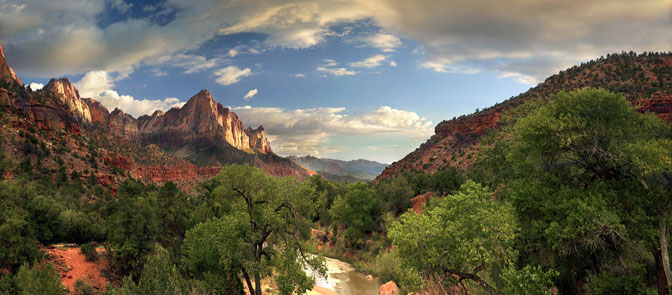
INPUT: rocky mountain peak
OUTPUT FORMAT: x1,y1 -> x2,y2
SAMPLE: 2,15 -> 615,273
0,44 -> 23,86
44,77 -> 92,123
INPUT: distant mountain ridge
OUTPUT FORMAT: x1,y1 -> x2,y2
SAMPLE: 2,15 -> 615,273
0,43 -> 312,192
378,51 -> 672,180
289,155 -> 387,182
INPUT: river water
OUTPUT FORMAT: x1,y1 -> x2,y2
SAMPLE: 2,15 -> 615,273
307,257 -> 380,295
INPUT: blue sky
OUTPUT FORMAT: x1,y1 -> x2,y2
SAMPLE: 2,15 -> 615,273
1,0 -> 669,163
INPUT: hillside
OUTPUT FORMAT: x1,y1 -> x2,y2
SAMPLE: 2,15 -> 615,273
0,43 -> 311,193
289,155 -> 387,182
378,52 -> 672,179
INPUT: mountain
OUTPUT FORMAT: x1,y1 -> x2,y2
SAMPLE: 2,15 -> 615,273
289,155 -> 387,182
0,43 -> 311,192
379,52 -> 672,179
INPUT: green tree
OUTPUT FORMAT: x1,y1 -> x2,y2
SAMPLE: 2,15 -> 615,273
389,181 -> 555,294
374,177 -> 414,216
476,88 -> 672,293
183,164 -> 326,295
13,263 -> 67,295
105,245 -> 210,295
329,182 -> 381,247
106,182 -> 159,277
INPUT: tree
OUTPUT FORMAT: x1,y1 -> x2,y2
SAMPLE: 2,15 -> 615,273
389,181 -> 555,294
479,88 -> 672,293
330,182 -> 381,247
106,182 -> 159,277
13,263 -> 67,295
183,164 -> 326,295
374,177 -> 414,216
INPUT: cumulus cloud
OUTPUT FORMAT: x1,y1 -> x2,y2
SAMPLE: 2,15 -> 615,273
349,54 -> 388,68
389,61 -> 397,67
244,88 -> 258,100
75,70 -> 184,117
27,82 -> 44,90
232,105 -> 432,156
360,33 -> 402,52
214,66 -> 252,85
293,73 -> 305,77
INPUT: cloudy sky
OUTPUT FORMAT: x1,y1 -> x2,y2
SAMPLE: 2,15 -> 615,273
2,0 -> 670,163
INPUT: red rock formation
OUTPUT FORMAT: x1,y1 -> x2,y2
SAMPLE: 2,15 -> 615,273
0,44 -> 22,85
635,93 -> 672,122
108,108 -> 139,138
43,78 -> 92,123
246,126 -> 272,154
379,281 -> 400,295
82,97 -> 110,125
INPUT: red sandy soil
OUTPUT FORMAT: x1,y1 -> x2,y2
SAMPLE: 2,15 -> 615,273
46,244 -> 109,293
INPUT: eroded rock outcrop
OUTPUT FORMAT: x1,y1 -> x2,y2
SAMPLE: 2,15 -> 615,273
43,78 -> 92,124
0,44 -> 22,85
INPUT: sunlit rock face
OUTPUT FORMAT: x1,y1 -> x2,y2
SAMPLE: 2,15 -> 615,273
0,44 -> 22,86
44,78 -> 93,124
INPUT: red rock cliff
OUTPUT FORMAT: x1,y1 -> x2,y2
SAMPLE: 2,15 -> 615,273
43,78 -> 92,124
0,44 -> 22,85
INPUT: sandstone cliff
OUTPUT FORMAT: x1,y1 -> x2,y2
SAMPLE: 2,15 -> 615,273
43,78 -> 92,124
0,44 -> 22,85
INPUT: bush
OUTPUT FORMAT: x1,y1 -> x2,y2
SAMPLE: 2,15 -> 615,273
13,263 -> 67,295
74,279 -> 96,295
80,243 -> 98,262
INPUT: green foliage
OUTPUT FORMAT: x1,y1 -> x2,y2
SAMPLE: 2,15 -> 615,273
13,263 -> 67,295
80,243 -> 98,262
330,183 -> 380,247
390,181 -> 555,294
183,164 -> 325,295
373,177 -> 414,216
471,88 -> 672,293
0,208 -> 38,272
105,245 -> 210,295
74,279 -> 96,295
106,180 -> 159,277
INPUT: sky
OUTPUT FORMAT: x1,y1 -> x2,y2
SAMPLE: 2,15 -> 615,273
1,0 -> 670,164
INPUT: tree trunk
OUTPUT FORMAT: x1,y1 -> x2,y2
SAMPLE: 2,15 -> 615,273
254,273 -> 262,295
653,246 -> 669,295
661,222 -> 672,293
241,267 -> 255,295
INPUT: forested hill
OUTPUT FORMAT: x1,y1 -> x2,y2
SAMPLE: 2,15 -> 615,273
378,51 -> 672,179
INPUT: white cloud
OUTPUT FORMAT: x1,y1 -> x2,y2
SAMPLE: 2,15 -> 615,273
316,66 -> 356,76
293,73 -> 305,77
232,105 -> 432,156
155,54 -> 221,74
27,82 -> 44,90
322,59 -> 338,67
349,54 -> 388,68
75,70 -> 184,118
110,0 -> 133,14
361,33 -> 402,52
243,88 -> 258,100
498,72 -> 537,84
420,61 -> 480,74
214,66 -> 252,85
389,61 -> 397,67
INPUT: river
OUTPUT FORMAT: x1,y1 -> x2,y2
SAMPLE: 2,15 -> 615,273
307,257 -> 381,295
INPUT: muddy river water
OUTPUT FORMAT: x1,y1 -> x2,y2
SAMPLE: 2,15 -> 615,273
307,257 -> 381,295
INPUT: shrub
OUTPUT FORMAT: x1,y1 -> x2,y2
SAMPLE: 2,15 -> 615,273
80,243 -> 98,262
